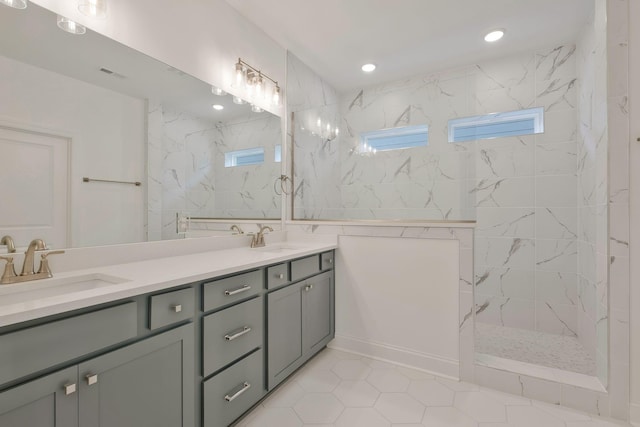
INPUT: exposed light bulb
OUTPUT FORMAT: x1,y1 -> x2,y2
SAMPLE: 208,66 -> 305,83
272,85 -> 281,106
335,128 -> 340,136
57,15 -> 86,34
235,61 -> 243,87
0,0 -> 28,9
317,118 -> 322,128
78,0 -> 107,18
255,73 -> 264,99
484,29 -> 504,42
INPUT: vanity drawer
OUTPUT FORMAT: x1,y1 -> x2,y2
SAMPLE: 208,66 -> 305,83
321,251 -> 335,271
203,297 -> 263,376
291,255 -> 320,281
0,302 -> 137,386
203,270 -> 263,312
203,349 -> 264,427
266,263 -> 289,289
149,287 -> 195,330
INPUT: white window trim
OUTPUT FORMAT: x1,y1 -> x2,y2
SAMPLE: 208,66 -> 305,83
448,107 -> 544,143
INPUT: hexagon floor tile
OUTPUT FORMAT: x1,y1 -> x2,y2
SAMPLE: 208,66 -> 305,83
236,348 -> 632,427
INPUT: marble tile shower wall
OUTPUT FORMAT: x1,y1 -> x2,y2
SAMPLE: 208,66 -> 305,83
147,103 -> 281,241
470,46 -> 580,337
576,2 -> 609,385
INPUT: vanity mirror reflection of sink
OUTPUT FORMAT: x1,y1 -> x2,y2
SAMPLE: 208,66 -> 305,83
0,273 -> 130,306
0,2 -> 282,251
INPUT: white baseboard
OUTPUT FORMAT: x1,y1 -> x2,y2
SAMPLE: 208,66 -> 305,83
630,402 -> 640,426
329,334 -> 459,380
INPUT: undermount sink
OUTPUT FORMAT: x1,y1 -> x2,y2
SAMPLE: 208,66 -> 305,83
0,273 -> 129,306
253,244 -> 304,254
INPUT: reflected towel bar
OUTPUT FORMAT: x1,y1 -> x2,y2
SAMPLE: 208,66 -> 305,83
82,177 -> 142,186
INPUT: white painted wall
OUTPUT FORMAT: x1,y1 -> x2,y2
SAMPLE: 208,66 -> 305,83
628,0 -> 640,421
333,235 -> 460,378
0,55 -> 145,248
30,0 -> 286,116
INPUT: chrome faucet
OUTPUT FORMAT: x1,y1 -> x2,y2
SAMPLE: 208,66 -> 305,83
1,236 -> 16,253
0,238 -> 64,285
250,225 -> 273,248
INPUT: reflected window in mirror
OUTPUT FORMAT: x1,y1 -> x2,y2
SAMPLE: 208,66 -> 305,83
224,147 -> 265,167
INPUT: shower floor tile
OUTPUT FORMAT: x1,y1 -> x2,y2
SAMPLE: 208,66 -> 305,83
475,322 -> 597,376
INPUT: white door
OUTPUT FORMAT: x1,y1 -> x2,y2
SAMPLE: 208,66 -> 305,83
0,125 -> 69,250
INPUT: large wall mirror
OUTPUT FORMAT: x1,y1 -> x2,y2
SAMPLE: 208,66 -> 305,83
0,3 -> 282,250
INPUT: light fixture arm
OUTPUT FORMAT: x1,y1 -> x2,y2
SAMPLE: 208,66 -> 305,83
236,58 -> 279,88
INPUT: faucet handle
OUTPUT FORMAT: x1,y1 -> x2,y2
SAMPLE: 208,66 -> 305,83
0,255 -> 18,284
37,250 -> 65,276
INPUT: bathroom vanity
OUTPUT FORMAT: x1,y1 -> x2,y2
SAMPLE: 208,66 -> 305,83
0,242 -> 336,427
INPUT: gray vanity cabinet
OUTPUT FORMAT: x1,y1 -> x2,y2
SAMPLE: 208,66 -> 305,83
267,268 -> 334,390
0,366 -> 78,427
78,323 -> 194,427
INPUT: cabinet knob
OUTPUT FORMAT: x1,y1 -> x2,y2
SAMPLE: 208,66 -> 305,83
305,284 -> 313,292
172,304 -> 182,313
63,383 -> 77,395
277,273 -> 284,279
86,374 -> 98,386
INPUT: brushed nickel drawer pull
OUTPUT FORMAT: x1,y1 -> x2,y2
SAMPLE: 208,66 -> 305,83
63,383 -> 76,395
172,304 -> 182,313
224,285 -> 251,296
277,273 -> 284,279
224,382 -> 251,402
225,326 -> 252,341
86,374 -> 98,386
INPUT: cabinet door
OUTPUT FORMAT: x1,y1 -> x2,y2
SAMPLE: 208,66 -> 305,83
0,366 -> 78,427
78,324 -> 194,427
267,282 -> 303,389
303,271 -> 334,355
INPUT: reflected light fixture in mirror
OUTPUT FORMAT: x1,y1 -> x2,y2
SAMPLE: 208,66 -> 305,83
212,85 -> 226,96
0,0 -> 27,9
57,15 -> 86,34
78,0 -> 107,19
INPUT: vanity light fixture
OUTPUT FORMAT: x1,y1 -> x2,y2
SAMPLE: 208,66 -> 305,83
57,15 -> 86,34
484,29 -> 505,42
361,63 -> 376,72
211,85 -> 226,96
0,0 -> 27,9
212,104 -> 224,111
233,58 -> 281,107
78,0 -> 107,18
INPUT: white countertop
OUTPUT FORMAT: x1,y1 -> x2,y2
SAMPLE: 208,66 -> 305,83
0,240 -> 337,328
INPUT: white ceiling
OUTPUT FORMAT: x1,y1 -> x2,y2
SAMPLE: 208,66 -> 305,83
224,0 -> 593,93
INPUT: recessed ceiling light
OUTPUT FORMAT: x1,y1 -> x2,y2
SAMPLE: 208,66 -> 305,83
361,63 -> 376,73
484,29 -> 505,42
212,104 -> 224,111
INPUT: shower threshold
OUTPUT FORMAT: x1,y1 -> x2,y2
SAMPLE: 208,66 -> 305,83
475,352 -> 606,393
